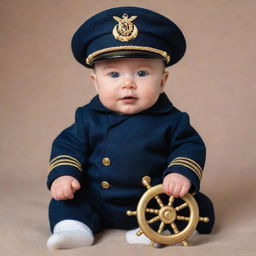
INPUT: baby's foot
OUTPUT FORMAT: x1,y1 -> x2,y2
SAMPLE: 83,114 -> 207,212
125,227 -> 163,248
125,227 -> 150,245
47,220 -> 94,250
47,230 -> 93,249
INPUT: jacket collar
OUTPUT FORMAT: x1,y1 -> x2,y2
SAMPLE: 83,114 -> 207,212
88,92 -> 173,114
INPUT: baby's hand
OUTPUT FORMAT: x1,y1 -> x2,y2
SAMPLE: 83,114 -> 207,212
163,173 -> 191,198
50,176 -> 81,200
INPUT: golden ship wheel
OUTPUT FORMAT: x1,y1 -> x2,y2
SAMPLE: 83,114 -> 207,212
127,176 -> 209,247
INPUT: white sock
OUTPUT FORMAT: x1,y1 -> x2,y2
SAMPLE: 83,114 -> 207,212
193,230 -> 199,235
47,220 -> 94,250
125,227 -> 164,247
125,227 -> 151,245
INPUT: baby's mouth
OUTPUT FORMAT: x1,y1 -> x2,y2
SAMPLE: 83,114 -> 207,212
123,96 -> 137,100
121,96 -> 138,102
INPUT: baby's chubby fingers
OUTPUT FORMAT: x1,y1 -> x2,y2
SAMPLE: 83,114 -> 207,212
62,182 -> 75,199
163,173 -> 191,198
56,186 -> 66,200
163,179 -> 175,196
179,183 -> 190,198
51,185 -> 65,200
172,183 -> 183,198
71,179 -> 81,193
50,187 -> 58,200
50,176 -> 81,200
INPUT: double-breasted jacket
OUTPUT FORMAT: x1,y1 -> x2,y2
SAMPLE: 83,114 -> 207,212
47,93 -> 206,207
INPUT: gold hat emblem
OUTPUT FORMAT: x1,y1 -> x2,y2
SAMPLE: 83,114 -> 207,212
112,14 -> 138,42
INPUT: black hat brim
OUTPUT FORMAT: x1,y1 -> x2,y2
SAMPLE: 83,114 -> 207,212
91,50 -> 166,65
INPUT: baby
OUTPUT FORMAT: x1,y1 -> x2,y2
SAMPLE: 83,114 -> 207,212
47,6 -> 215,249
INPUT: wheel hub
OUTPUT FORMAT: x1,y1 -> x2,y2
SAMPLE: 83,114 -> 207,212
159,206 -> 176,224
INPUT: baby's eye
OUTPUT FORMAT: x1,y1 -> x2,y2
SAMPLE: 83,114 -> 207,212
137,71 -> 148,77
109,72 -> 120,78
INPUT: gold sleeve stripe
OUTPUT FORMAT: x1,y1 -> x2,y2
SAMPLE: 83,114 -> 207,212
49,155 -> 82,173
168,157 -> 203,180
174,159 -> 202,179
175,157 -> 202,171
48,163 -> 82,173
49,159 -> 81,170
50,155 -> 81,166
169,162 -> 202,180
168,157 -> 203,175
171,159 -> 202,178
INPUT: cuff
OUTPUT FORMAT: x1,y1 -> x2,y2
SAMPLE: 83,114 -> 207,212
47,155 -> 83,189
163,157 -> 203,193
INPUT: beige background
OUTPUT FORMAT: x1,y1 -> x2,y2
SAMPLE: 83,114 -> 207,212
1,0 -> 256,255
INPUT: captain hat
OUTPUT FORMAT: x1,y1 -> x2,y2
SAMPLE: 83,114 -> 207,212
71,6 -> 186,68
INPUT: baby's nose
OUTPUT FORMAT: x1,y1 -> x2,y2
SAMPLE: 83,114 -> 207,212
122,76 -> 136,89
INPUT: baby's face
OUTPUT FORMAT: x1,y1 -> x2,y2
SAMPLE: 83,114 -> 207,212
90,58 -> 169,115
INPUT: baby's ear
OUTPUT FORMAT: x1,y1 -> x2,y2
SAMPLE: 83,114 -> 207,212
89,72 -> 99,93
160,71 -> 169,92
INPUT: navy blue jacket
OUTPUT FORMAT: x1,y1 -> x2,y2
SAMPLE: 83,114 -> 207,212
47,93 -> 206,205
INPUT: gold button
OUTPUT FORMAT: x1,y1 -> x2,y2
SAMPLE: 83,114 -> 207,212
101,181 -> 110,189
102,157 -> 111,166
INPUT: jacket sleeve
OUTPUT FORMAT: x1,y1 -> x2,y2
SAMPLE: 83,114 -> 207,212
163,112 -> 206,193
47,107 -> 89,189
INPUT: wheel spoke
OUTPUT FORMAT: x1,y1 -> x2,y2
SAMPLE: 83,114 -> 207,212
175,202 -> 188,211
168,196 -> 174,206
145,208 -> 160,215
176,215 -> 190,221
171,222 -> 189,247
157,221 -> 165,234
154,195 -> 164,208
147,216 -> 160,224
170,222 -> 180,234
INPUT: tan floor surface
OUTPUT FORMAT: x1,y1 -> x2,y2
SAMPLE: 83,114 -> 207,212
1,177 -> 255,255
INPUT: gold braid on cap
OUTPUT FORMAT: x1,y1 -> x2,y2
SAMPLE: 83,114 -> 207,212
86,46 -> 170,66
